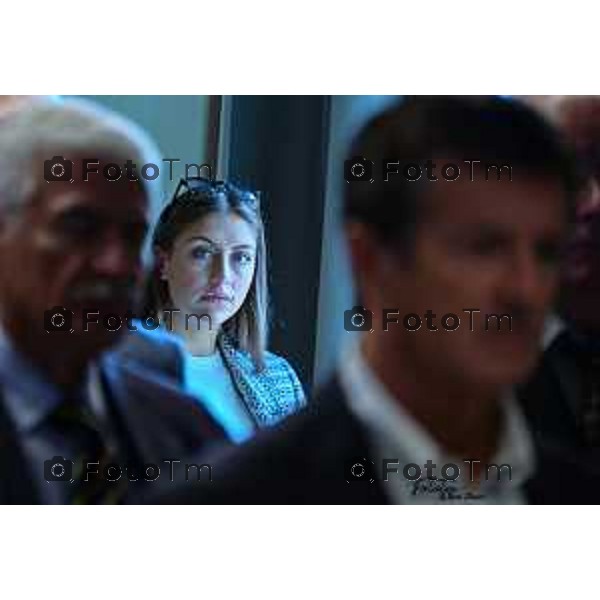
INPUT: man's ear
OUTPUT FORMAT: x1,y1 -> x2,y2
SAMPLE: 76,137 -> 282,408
346,222 -> 376,276
345,222 -> 388,296
346,222 -> 412,295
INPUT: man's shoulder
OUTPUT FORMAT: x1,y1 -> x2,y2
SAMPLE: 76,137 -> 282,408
527,435 -> 600,503
150,376 -> 386,504
211,377 -> 352,463
518,325 -> 583,446
100,346 -> 225,444
236,376 -> 358,454
108,326 -> 184,382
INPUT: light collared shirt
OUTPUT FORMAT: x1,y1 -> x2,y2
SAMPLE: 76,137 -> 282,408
338,337 -> 536,504
542,313 -> 566,351
0,324 -> 111,504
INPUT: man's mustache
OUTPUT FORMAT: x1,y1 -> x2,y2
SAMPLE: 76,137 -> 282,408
67,279 -> 136,304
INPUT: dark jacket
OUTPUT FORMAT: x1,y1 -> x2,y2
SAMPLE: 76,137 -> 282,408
518,327 -> 600,463
0,341 -> 226,504
150,376 -> 600,505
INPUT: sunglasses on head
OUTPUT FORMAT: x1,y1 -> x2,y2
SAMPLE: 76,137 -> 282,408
172,176 -> 260,206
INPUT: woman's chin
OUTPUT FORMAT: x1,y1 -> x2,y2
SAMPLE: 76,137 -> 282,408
188,303 -> 234,330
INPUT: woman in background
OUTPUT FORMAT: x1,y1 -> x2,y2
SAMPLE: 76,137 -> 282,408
144,176 -> 305,443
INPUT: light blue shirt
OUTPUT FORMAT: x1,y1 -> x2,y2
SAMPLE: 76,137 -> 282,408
137,318 -> 258,443
184,351 -> 256,444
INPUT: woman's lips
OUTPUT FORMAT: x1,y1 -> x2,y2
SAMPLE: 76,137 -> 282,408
199,294 -> 234,305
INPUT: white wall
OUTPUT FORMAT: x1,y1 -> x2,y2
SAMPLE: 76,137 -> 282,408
313,95 -> 401,386
78,95 -> 212,206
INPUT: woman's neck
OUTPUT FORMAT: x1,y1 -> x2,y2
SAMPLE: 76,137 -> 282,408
165,310 -> 220,356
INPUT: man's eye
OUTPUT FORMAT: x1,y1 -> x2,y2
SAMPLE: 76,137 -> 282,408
124,223 -> 148,251
55,213 -> 101,239
467,238 -> 502,256
537,241 -> 562,267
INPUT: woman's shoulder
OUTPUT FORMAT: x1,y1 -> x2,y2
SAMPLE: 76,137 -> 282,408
221,339 -> 306,410
254,351 -> 307,412
228,345 -> 299,381
262,350 -> 298,374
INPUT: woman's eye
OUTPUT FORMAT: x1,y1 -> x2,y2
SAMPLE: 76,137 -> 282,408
191,247 -> 212,260
233,251 -> 254,265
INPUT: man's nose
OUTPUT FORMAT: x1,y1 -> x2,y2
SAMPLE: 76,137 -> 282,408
91,233 -> 139,276
501,250 -> 550,314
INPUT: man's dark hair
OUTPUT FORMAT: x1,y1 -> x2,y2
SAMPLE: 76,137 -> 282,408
344,95 -> 582,248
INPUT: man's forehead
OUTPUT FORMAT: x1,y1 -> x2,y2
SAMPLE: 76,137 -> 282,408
422,174 -> 567,221
38,181 -> 148,220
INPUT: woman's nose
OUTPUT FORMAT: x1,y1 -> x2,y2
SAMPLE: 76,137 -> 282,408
208,252 -> 231,285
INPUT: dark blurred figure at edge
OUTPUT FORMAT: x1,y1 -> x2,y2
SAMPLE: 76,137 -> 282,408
153,96 -> 600,504
519,96 -> 600,456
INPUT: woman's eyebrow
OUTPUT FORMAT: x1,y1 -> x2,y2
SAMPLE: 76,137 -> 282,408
184,235 -> 215,245
184,236 -> 256,251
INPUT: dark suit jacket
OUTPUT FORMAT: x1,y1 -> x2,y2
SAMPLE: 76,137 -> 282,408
0,347 -> 227,504
151,376 -> 600,505
111,327 -> 184,382
518,331 -> 594,452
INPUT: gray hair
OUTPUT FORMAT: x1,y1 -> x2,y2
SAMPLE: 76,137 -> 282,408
0,96 -> 165,261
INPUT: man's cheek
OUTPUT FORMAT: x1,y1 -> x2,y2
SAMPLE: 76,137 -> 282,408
41,256 -> 85,302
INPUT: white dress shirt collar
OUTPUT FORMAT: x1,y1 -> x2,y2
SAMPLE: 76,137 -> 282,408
542,313 -> 566,350
338,336 -> 536,503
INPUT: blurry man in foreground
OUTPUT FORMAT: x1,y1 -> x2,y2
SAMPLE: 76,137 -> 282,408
520,96 -> 600,451
0,98 -> 224,504
157,96 -> 599,504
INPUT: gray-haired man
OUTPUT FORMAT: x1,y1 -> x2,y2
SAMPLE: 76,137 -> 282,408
0,97 -> 224,503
